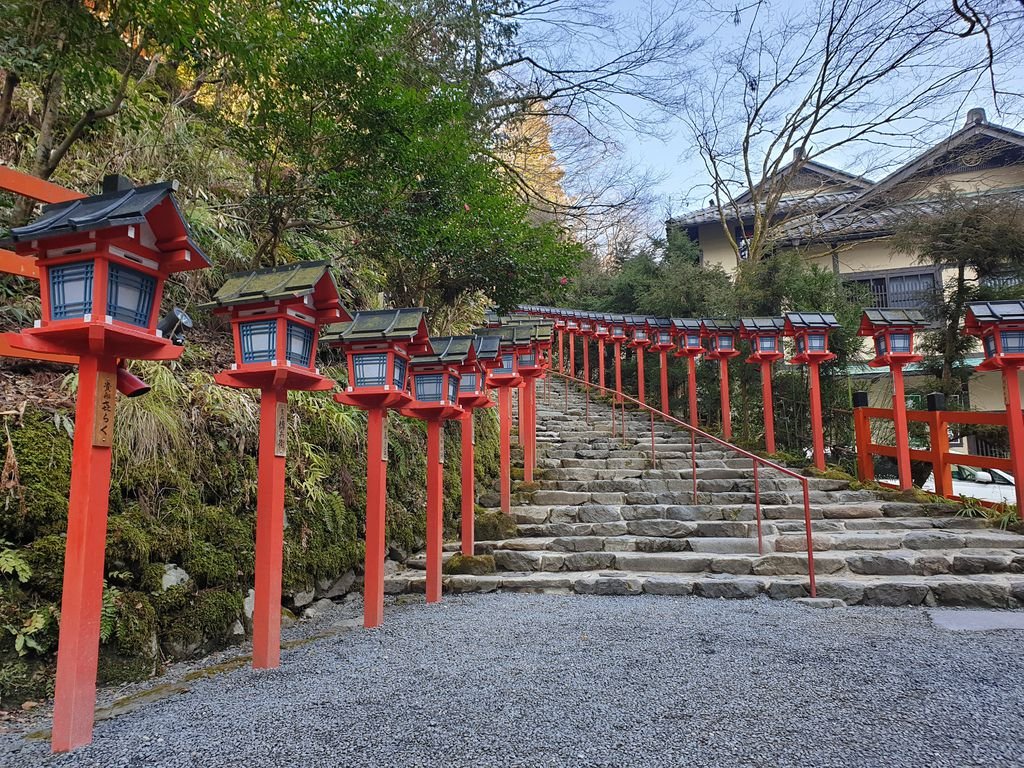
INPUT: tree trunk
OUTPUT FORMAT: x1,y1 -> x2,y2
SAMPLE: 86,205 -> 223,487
12,69 -> 62,224
942,263 -> 967,391
0,70 -> 19,132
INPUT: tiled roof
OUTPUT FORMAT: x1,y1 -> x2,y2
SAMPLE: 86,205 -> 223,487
667,190 -> 861,228
784,312 -> 840,329
861,308 -> 928,327
740,317 -> 786,333
671,318 -> 702,332
411,336 -> 474,365
321,308 -> 427,343
204,261 -> 336,308
473,334 -> 501,360
701,318 -> 741,332
966,300 -> 1024,323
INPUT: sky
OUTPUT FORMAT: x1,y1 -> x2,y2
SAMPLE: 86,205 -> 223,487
576,0 -> 1024,226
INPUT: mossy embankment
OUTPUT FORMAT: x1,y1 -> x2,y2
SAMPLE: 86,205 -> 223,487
0,358 -> 500,707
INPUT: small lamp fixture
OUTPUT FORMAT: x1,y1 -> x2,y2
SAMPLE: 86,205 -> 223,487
784,312 -> 840,365
700,319 -> 742,361
858,308 -> 926,368
740,317 -> 786,364
964,300 -> 1024,371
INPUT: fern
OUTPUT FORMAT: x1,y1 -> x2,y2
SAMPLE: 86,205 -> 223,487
0,540 -> 32,583
99,583 -> 120,644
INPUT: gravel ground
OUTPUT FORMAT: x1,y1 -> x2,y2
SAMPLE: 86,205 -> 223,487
4,593 -> 1023,768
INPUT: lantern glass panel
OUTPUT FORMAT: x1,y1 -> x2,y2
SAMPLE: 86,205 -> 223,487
687,333 -> 701,348
1000,331 -> 1024,353
875,335 -> 888,356
796,336 -> 806,354
808,333 -> 826,351
568,321 -> 579,329
49,262 -> 94,320
659,332 -> 671,344
286,321 -> 314,367
448,375 -> 458,403
612,326 -> 624,337
415,373 -> 444,402
240,320 -> 277,363
634,330 -> 647,341
890,332 -> 911,354
984,334 -> 996,359
460,372 -> 478,392
495,354 -> 515,374
107,264 -> 156,327
719,334 -> 734,350
758,336 -> 777,352
392,355 -> 407,389
353,352 -> 387,386
597,324 -> 608,334
519,352 -> 536,367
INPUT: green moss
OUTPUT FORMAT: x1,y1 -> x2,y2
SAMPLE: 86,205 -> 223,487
443,554 -> 496,575
0,653 -> 53,707
1,412 -> 72,543
183,541 -> 239,588
474,510 -> 518,541
21,534 -> 66,600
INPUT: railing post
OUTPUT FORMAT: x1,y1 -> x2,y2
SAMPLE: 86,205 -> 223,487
687,356 -> 699,427
649,410 -> 657,468
585,383 -> 590,425
690,429 -> 697,502
852,391 -> 874,483
569,333 -> 576,379
614,341 -> 623,403
718,358 -> 732,440
925,392 -> 951,499
1001,366 -> 1024,517
460,410 -> 475,556
753,461 -> 763,556
598,339 -> 606,389
557,330 -> 564,374
891,363 -> 913,491
582,335 -> 590,387
760,360 -> 776,454
637,347 -> 646,405
659,349 -> 670,420
807,360 -> 826,470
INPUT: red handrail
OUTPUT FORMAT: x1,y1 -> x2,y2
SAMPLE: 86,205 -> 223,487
548,370 -> 817,597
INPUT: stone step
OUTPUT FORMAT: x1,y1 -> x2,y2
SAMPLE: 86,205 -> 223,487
534,477 -> 849,493
524,488 -> 879,509
384,569 -> 1024,608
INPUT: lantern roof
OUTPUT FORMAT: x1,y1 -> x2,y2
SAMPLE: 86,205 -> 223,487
965,300 -> 1024,330
474,324 -> 533,347
700,318 -> 740,332
473,334 -> 501,361
412,335 -> 475,366
784,312 -> 840,331
740,317 -> 786,336
858,308 -> 927,334
530,322 -> 555,341
202,260 -> 347,314
623,314 -> 650,327
671,318 -> 703,333
647,317 -> 673,330
5,176 -> 209,272
321,307 -> 428,343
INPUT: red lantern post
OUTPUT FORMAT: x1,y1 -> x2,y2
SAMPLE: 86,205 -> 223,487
400,337 -> 472,603
518,321 -> 553,482
595,315 -> 610,389
649,318 -> 675,417
554,310 -> 567,374
323,308 -> 431,628
626,315 -> 651,404
609,315 -> 627,402
1,175 -> 211,752
964,301 -> 1024,516
457,335 -> 501,555
567,311 -> 579,379
784,312 -> 840,470
701,319 -> 742,440
206,262 -> 349,668
579,312 -> 595,386
858,309 -> 927,490
740,317 -> 786,453
671,318 -> 704,426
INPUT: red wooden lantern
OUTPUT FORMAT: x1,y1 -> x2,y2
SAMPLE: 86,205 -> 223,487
671,318 -> 703,426
578,312 -> 596,385
784,312 -> 841,469
515,322 -> 552,481
552,308 -> 568,374
740,317 -> 786,453
964,301 -> 1024,515
856,308 -> 927,490
0,175 -> 211,753
608,314 -> 627,401
205,262 -> 349,671
322,308 -> 430,629
594,314 -> 611,389
625,315 -> 652,404
648,318 -> 674,417
400,336 -> 471,604
701,319 -> 741,440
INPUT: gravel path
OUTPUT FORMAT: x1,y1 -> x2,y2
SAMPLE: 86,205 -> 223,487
4,594 -> 1023,768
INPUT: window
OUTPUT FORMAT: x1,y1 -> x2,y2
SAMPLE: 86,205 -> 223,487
875,335 -> 888,356
611,326 -> 624,337
984,334 -> 997,359
846,270 -> 937,310
686,333 -> 701,348
518,352 -> 536,367
354,353 -> 387,386
890,332 -> 911,354
1001,331 -> 1024,353
49,262 -> 94,319
448,375 -> 458,403
107,264 -> 155,327
634,330 -> 647,341
240,320 -> 277,363
659,332 -> 671,344
758,336 -> 777,352
460,373 -> 478,392
796,336 -> 806,354
808,333 -> 826,351
495,354 -> 514,374
286,322 -> 313,366
415,374 -> 444,401
718,334 -> 734,350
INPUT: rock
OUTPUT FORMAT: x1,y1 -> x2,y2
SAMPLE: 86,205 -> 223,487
643,577 -> 695,596
442,554 -> 496,575
694,579 -> 762,599
929,580 -> 1010,608
161,563 -> 190,591
320,570 -> 357,599
709,556 -> 753,575
563,552 -> 616,570
912,555 -> 951,576
230,620 -> 245,638
292,589 -> 315,609
478,492 -> 502,508
446,575 -> 500,593
815,580 -> 865,604
573,576 -> 644,596
861,583 -> 930,606
902,531 -> 965,550
794,597 -> 845,609
775,534 -> 832,552
846,553 -> 914,576
531,490 -> 590,505
493,550 -> 543,571
951,554 -> 1010,575
578,505 -> 623,523
549,536 -> 606,552
766,581 -> 808,600
626,519 -> 697,538
243,588 -> 256,621
302,598 -> 336,619
752,554 -> 806,576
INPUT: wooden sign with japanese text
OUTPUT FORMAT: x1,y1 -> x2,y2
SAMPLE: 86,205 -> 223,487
275,401 -> 288,457
92,370 -> 117,447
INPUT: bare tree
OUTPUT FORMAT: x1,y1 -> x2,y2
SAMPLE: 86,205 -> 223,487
684,0 -> 1024,264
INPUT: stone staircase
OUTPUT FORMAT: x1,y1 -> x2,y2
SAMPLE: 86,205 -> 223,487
389,380 -> 1024,607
